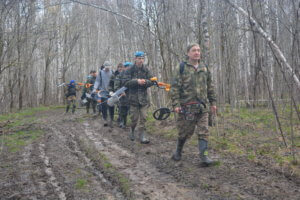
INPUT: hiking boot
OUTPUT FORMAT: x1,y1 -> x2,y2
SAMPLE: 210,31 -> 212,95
103,118 -> 108,127
198,139 -> 218,167
171,138 -> 186,161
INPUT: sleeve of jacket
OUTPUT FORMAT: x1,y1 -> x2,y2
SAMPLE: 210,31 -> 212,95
170,66 -> 181,107
108,74 -> 115,92
144,68 -> 154,88
207,69 -> 217,106
93,71 -> 101,92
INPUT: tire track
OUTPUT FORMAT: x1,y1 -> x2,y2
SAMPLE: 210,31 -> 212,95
38,142 -> 67,200
48,123 -> 124,200
80,121 -> 203,200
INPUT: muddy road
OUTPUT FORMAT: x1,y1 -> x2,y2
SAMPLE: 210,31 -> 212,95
0,108 -> 299,200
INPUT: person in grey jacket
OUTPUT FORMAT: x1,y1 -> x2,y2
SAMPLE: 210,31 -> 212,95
93,61 -> 115,127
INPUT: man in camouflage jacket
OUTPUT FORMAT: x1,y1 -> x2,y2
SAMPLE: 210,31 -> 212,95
170,43 -> 218,166
115,62 -> 132,128
82,70 -> 97,114
124,52 -> 153,143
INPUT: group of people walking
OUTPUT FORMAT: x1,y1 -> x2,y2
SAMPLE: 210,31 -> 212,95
64,44 -> 218,167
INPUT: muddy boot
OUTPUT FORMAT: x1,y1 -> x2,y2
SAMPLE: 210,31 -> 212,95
72,105 -> 76,114
86,107 -> 89,114
198,139 -> 217,167
171,138 -> 186,161
129,127 -> 135,141
139,131 -> 150,144
66,106 -> 70,113
103,117 -> 108,127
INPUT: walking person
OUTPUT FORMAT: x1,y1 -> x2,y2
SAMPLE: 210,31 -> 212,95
81,70 -> 97,114
65,80 -> 80,114
170,43 -> 218,166
124,52 -> 153,143
115,62 -> 132,128
93,61 -> 115,127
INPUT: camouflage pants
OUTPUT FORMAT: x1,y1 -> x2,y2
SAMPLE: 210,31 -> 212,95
130,105 -> 147,132
177,112 -> 209,140
66,95 -> 76,106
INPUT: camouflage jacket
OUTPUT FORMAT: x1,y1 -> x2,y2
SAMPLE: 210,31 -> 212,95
170,61 -> 216,112
124,64 -> 154,106
115,70 -> 130,106
83,75 -> 96,93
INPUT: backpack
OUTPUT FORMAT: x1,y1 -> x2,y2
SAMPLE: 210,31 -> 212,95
67,85 -> 76,97
179,62 -> 186,75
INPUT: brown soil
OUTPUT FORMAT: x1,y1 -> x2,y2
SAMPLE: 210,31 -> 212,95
0,108 -> 299,200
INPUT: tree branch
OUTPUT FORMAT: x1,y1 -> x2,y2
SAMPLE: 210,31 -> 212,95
70,0 -> 155,35
224,0 -> 300,90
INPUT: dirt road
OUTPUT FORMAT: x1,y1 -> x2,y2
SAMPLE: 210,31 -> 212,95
0,108 -> 299,200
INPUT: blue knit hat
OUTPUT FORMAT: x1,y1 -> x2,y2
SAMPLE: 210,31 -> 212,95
70,80 -> 75,84
134,51 -> 145,57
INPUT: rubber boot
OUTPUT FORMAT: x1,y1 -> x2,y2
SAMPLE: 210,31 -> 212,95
66,106 -> 70,113
103,117 -> 108,126
171,138 -> 186,161
139,131 -> 150,144
198,139 -> 217,167
129,127 -> 135,141
72,105 -> 76,114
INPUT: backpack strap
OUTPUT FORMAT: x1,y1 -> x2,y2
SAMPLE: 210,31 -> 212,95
180,62 -> 186,75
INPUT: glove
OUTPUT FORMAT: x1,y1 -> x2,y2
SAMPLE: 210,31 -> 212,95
109,91 -> 114,96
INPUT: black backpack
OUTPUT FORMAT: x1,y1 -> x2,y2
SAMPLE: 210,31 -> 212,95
179,62 -> 186,75
67,85 -> 76,97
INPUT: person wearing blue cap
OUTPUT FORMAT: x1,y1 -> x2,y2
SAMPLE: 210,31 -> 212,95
123,52 -> 154,143
65,80 -> 79,113
115,61 -> 133,128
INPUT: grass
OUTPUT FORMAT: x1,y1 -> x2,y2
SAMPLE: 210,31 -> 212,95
145,105 -> 300,176
210,105 -> 300,176
75,178 -> 88,189
1,130 -> 44,152
0,106 -> 64,153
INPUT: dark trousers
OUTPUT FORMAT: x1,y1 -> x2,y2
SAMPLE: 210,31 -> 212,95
86,98 -> 97,113
119,106 -> 129,118
100,97 -> 114,120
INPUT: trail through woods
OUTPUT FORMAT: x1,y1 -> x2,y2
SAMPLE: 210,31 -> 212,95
0,108 -> 299,200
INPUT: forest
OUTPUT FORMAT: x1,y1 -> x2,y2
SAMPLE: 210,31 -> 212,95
0,0 -> 299,199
